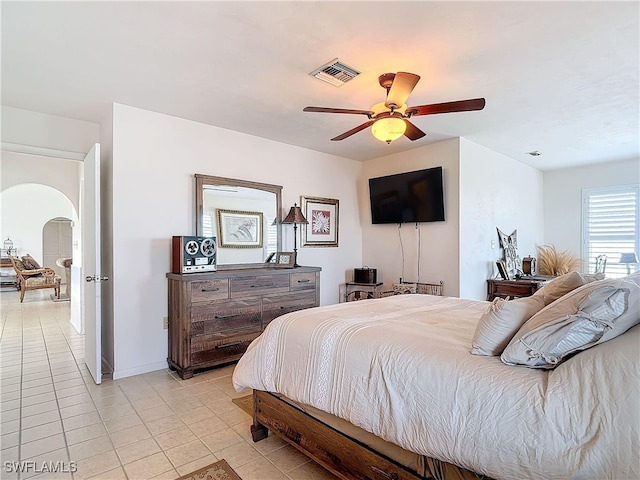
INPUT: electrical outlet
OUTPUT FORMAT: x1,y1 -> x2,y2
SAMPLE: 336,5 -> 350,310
163,317 -> 169,329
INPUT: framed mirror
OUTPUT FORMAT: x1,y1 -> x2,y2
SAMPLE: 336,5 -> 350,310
195,174 -> 282,269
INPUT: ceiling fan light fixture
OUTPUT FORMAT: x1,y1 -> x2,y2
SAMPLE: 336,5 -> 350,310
371,117 -> 406,143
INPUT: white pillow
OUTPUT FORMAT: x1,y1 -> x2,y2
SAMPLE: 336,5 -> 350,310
471,295 -> 545,356
501,276 -> 640,368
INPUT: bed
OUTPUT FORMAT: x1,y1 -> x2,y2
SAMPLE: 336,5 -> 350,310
232,277 -> 640,480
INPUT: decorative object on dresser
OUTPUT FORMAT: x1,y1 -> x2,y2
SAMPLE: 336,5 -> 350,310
171,236 -> 217,273
281,203 -> 308,267
166,266 -> 320,379
620,252 -> 638,275
300,196 -> 339,247
274,252 -> 296,269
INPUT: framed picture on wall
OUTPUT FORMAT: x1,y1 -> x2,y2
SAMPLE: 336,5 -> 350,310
301,196 -> 339,247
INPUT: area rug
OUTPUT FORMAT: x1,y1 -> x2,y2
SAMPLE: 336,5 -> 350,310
176,459 -> 242,480
232,394 -> 253,417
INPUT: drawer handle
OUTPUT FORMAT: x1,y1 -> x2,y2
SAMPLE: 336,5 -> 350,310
201,287 -> 220,292
251,284 -> 273,288
215,313 -> 241,319
297,279 -> 310,283
215,341 -> 242,349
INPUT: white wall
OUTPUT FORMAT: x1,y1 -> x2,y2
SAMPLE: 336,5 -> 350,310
1,106 -> 99,153
543,158 -> 640,262
459,138 -> 544,300
360,139 -> 461,296
110,103 -> 362,379
1,151 -> 81,214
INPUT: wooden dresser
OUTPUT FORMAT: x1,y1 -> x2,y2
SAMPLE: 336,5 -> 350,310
167,266 -> 321,379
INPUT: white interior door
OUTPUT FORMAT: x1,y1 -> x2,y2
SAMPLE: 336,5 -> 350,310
83,143 -> 103,384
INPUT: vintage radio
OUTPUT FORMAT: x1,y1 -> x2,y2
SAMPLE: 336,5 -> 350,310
354,266 -> 377,284
172,236 -> 217,273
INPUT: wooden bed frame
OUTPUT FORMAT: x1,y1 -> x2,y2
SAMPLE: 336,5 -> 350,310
250,390 -> 492,480
250,390 -> 427,480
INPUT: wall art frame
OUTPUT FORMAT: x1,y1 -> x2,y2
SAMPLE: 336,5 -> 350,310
216,209 -> 263,248
301,196 -> 339,247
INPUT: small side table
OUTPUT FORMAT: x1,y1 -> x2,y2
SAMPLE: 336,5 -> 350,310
345,282 -> 384,302
486,278 -> 551,301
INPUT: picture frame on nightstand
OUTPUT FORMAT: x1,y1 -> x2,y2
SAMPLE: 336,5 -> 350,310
496,260 -> 510,280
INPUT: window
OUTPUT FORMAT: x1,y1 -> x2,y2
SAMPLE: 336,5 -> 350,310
582,185 -> 639,278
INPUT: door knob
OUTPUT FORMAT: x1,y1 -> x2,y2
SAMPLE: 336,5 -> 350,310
85,275 -> 109,283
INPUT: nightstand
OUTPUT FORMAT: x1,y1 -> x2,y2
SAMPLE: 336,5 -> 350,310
487,278 -> 551,301
345,282 -> 384,302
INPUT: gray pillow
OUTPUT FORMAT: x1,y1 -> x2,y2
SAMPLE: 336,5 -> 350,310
471,295 -> 545,356
501,275 -> 640,368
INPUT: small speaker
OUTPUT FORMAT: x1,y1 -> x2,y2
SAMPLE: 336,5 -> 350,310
172,236 -> 217,274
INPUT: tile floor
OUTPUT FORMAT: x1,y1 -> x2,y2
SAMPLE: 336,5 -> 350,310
0,289 -> 338,480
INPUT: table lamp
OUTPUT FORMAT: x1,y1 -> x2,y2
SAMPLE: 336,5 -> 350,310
619,252 -> 638,275
282,203 -> 308,267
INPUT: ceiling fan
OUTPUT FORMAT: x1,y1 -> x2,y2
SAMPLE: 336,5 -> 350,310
303,72 -> 486,144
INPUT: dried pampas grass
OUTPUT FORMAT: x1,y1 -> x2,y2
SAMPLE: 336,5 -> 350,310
537,244 -> 583,276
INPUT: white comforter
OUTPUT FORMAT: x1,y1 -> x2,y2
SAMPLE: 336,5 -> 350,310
232,294 -> 639,480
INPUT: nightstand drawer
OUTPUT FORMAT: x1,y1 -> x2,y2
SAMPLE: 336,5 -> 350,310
191,279 -> 229,302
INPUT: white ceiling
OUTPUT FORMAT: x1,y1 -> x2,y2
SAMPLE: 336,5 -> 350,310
2,1 -> 638,171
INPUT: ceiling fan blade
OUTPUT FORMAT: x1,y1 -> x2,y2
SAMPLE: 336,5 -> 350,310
407,98 -> 486,117
403,120 -> 426,141
385,72 -> 420,109
304,106 -> 373,116
331,120 -> 376,141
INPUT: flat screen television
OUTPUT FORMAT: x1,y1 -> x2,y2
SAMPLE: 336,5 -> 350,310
369,166 -> 445,224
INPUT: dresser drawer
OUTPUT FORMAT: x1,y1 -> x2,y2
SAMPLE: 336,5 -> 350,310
190,333 -> 257,365
262,291 -> 317,327
290,272 -> 317,291
230,274 -> 289,297
191,298 -> 261,335
191,279 -> 229,302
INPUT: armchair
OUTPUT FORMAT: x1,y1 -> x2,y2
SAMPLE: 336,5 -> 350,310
10,256 -> 61,303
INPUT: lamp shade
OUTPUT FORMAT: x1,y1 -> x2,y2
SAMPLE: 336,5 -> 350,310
619,252 -> 638,264
371,117 -> 406,143
282,204 -> 308,224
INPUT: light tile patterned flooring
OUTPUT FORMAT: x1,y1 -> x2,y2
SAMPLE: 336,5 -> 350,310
0,289 -> 338,480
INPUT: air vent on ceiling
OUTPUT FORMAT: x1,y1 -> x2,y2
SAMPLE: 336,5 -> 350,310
310,58 -> 361,87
